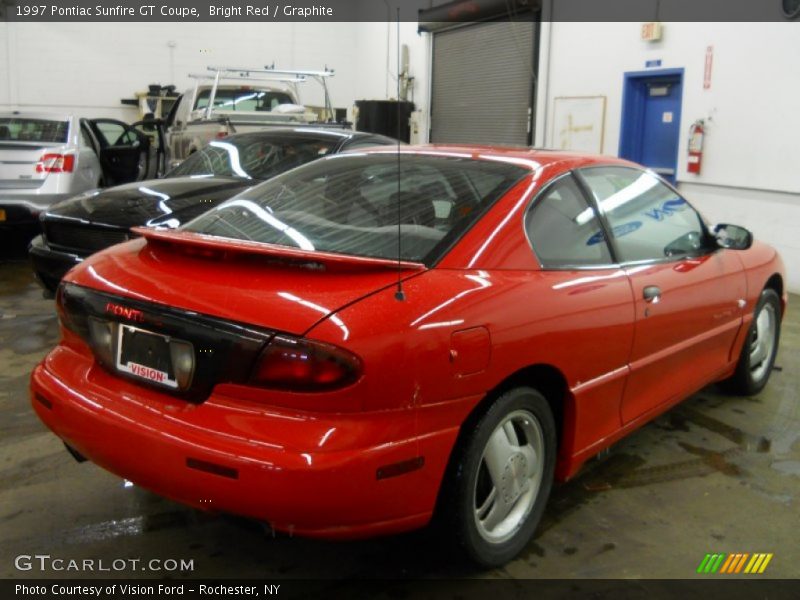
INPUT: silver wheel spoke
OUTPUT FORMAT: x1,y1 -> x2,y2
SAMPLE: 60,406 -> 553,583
757,310 -> 770,333
750,340 -> 767,367
749,304 -> 776,380
484,427 -> 517,486
519,444 -> 539,479
481,495 -> 512,533
475,486 -> 498,520
503,421 -> 520,446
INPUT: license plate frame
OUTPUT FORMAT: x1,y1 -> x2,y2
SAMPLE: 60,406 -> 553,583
115,324 -> 182,389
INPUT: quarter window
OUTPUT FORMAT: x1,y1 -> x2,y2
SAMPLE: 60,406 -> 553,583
525,174 -> 613,268
578,167 -> 707,263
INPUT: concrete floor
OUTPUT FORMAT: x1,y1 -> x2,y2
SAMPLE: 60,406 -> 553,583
1,251 -> 798,580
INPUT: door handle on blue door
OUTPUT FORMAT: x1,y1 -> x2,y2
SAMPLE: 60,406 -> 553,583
643,286 -> 662,303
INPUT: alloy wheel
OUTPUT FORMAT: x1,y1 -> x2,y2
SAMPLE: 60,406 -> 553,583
749,302 -> 777,382
473,409 -> 544,544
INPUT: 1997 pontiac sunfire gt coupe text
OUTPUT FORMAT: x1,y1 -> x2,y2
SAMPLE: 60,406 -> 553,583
30,146 -> 786,566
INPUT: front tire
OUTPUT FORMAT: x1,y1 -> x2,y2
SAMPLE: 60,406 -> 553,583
721,288 -> 781,396
445,387 -> 556,567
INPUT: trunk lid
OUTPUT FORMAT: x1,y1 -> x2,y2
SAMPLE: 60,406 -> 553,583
0,143 -> 63,189
44,176 -> 253,227
66,230 -> 425,336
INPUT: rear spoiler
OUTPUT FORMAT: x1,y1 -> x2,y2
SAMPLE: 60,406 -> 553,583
131,227 -> 426,271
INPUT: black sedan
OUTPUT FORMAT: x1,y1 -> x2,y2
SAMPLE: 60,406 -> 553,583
29,128 -> 397,293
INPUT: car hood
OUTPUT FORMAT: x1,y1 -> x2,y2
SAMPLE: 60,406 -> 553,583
43,176 -> 255,229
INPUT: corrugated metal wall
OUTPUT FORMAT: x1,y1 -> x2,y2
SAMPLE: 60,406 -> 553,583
430,20 -> 536,146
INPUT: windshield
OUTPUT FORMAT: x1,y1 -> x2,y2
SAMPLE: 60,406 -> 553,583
182,154 -> 528,264
168,135 -> 338,180
0,118 -> 69,143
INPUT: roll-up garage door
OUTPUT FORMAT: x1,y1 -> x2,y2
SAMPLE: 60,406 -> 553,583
430,20 -> 536,145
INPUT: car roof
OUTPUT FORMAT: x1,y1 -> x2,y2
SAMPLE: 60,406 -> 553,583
358,144 -> 636,172
224,128 -> 372,142
0,111 -> 74,121
223,126 -> 397,145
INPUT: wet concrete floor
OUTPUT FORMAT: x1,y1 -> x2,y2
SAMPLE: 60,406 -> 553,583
1,252 -> 798,580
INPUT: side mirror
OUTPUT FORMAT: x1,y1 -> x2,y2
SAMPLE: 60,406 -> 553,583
713,223 -> 753,250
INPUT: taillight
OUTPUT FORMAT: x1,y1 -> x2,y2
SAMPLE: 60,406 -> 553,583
55,284 -> 77,333
251,335 -> 362,392
215,130 -> 228,139
36,153 -> 75,173
87,317 -> 115,367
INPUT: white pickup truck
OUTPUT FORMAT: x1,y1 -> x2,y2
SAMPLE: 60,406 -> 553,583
165,66 -> 350,166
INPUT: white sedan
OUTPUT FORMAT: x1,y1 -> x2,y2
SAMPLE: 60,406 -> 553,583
0,112 -> 165,228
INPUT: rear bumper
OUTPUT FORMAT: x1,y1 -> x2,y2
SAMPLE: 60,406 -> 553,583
28,234 -> 83,293
30,344 -> 457,538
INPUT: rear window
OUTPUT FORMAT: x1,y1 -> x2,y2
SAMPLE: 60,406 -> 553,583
182,154 -> 527,264
194,89 -> 295,112
167,135 -> 338,180
0,118 -> 69,143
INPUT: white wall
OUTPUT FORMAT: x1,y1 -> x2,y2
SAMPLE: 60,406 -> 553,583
0,22 -> 360,121
0,20 -> 432,138
353,21 -> 431,141
0,23 -> 10,107
536,22 -> 800,292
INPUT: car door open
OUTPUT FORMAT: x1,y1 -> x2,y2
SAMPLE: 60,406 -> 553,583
87,118 -> 152,185
130,116 -> 167,179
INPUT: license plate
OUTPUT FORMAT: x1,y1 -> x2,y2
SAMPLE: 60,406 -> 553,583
0,209 -> 5,221
116,324 -> 179,389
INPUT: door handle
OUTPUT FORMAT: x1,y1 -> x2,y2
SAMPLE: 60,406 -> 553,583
643,285 -> 662,303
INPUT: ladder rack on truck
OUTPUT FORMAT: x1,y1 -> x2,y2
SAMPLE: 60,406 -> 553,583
191,66 -> 336,122
167,65 -> 347,166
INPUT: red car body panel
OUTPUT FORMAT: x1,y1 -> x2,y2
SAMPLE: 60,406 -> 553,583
66,235 -> 425,340
30,146 -> 787,537
31,344 -> 447,537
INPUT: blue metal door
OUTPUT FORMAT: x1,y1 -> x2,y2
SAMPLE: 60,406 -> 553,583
619,69 -> 684,184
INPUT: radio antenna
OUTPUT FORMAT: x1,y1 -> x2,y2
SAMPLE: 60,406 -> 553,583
394,7 -> 405,302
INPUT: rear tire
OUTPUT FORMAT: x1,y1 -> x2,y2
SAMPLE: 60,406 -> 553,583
443,387 -> 556,567
721,288 -> 781,396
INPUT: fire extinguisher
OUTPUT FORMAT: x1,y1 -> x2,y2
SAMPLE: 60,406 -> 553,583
687,119 -> 705,174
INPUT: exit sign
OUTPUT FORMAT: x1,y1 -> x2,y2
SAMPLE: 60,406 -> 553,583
641,22 -> 662,41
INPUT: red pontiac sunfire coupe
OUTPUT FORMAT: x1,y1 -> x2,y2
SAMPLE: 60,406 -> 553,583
31,146 -> 786,566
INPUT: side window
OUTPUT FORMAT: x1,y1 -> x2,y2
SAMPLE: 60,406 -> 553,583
120,129 -> 139,145
525,174 -> 613,268
344,138 -> 393,151
95,122 -> 137,147
579,166 -> 707,262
